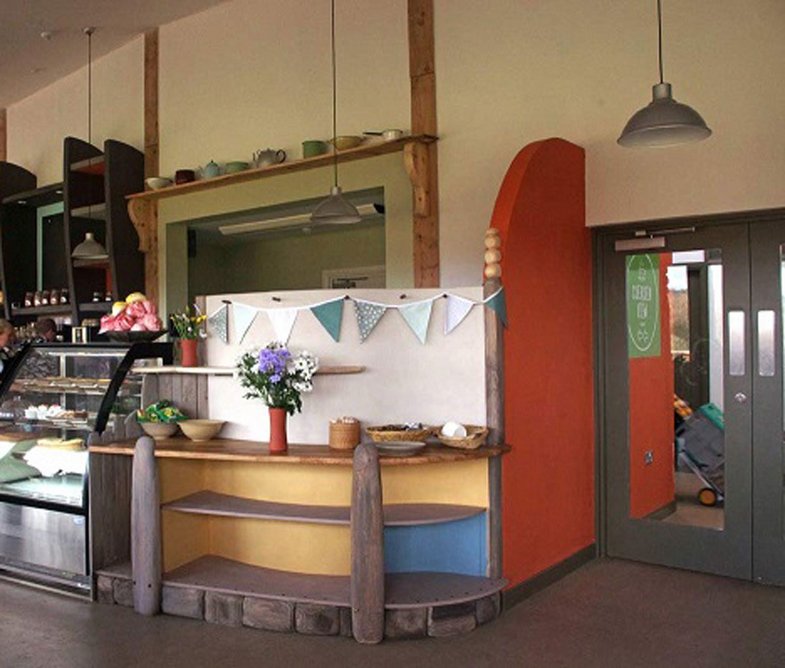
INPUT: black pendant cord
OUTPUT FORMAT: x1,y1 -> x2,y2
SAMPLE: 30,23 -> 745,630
331,0 -> 338,189
86,27 -> 93,145
657,0 -> 664,84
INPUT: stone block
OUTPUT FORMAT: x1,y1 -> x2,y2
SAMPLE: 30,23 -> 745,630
475,593 -> 502,625
162,586 -> 204,620
339,607 -> 352,638
294,603 -> 340,636
96,575 -> 114,605
242,597 -> 293,633
384,608 -> 427,639
428,603 -> 477,638
113,578 -> 134,608
205,591 -> 243,627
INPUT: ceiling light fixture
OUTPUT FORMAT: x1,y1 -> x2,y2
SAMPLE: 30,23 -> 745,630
220,203 -> 382,236
617,0 -> 711,148
72,26 -> 108,262
310,0 -> 362,225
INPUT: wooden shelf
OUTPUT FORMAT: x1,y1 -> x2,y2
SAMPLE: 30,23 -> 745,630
163,490 -> 485,526
79,301 -> 112,313
71,203 -> 107,220
315,365 -> 365,375
89,436 -> 509,466
135,365 -> 234,375
10,304 -> 72,317
126,135 -> 438,203
2,182 -> 63,207
103,555 -> 505,609
70,156 -> 105,176
73,259 -> 109,269
165,555 -> 350,606
385,572 -> 506,609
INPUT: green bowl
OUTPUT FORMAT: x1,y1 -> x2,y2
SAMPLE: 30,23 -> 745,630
225,161 -> 249,174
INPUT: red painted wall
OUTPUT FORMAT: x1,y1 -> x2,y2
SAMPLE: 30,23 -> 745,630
628,258 -> 675,518
492,139 -> 594,587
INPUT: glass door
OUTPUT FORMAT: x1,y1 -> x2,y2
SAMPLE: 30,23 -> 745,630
602,223 -> 753,579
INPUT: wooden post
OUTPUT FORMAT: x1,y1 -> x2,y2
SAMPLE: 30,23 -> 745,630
0,108 -> 6,162
408,0 -> 439,288
142,29 -> 159,306
484,228 -> 504,578
131,435 -> 161,615
351,443 -> 384,644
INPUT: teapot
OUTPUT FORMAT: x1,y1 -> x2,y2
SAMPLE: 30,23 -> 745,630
253,148 -> 286,168
198,160 -> 221,179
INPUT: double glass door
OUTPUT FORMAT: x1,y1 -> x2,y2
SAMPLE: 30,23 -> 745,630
600,215 -> 785,584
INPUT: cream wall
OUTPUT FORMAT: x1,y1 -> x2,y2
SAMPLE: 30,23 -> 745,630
435,0 -> 785,285
6,37 -> 143,185
5,1 -> 784,290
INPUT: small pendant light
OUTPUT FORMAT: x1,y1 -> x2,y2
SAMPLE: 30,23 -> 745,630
71,27 -> 108,261
618,0 -> 711,148
311,0 -> 362,225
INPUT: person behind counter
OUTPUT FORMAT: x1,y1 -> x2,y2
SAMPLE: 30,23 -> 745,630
34,318 -> 58,342
0,319 -> 16,375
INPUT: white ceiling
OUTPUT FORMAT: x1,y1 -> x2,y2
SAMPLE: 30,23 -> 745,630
0,0 -> 227,109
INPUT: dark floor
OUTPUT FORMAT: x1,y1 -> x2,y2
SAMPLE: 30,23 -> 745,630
3,558 -> 785,668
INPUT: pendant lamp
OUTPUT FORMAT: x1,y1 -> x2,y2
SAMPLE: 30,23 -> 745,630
311,0 -> 362,225
71,27 -> 108,261
618,0 -> 711,148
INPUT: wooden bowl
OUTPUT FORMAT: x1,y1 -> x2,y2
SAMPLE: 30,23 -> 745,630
366,424 -> 435,443
179,419 -> 225,442
331,135 -> 364,151
140,421 -> 179,440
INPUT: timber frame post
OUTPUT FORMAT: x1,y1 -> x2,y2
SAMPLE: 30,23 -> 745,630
142,29 -> 159,305
0,108 -> 6,162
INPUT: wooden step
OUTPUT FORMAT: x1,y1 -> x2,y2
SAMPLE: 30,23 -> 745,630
163,490 -> 485,526
385,571 -> 507,609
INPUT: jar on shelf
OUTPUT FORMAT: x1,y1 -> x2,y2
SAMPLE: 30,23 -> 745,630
104,291 -> 112,302
24,292 -> 33,308
50,288 -> 60,305
92,291 -> 102,303
41,290 -> 50,305
33,291 -> 42,307
60,289 -> 69,304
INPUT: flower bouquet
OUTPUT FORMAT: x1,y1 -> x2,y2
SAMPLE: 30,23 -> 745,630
170,305 -> 207,367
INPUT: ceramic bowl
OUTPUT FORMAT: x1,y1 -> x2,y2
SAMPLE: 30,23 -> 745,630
225,161 -> 249,174
145,176 -> 172,190
140,421 -> 179,440
179,419 -> 225,442
331,135 -> 364,151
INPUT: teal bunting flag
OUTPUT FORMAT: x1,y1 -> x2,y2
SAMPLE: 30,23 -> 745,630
398,300 -> 433,344
207,304 -> 229,343
485,288 -> 508,327
353,300 -> 386,342
311,299 -> 344,342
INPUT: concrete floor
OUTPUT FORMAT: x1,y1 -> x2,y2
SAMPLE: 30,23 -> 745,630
2,558 -> 785,668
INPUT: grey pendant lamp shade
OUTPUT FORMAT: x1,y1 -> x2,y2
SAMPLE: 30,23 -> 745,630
618,0 -> 711,148
72,232 -> 108,260
311,0 -> 362,225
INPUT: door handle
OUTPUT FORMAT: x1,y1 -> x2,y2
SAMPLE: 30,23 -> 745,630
728,310 -> 745,377
757,310 -> 776,377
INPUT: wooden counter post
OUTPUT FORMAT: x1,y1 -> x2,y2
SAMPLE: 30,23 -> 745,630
484,228 -> 504,579
131,435 -> 161,615
350,443 -> 384,644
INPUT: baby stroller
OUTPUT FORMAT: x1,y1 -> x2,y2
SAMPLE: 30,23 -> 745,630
674,400 -> 725,507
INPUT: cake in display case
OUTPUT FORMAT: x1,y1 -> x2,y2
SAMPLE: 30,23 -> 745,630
0,342 -> 172,591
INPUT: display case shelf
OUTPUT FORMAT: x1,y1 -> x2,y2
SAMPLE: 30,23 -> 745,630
10,304 -> 72,317
70,156 -> 105,176
70,203 -> 107,220
1,182 -> 63,208
163,490 -> 485,527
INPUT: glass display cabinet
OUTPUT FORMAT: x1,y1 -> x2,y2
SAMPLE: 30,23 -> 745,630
0,342 -> 172,591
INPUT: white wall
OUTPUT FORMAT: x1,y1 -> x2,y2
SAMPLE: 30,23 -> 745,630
7,37 -> 143,185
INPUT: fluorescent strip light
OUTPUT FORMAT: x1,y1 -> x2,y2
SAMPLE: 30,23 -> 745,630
218,203 -> 381,236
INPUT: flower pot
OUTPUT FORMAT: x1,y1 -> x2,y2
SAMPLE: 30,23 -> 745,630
268,406 -> 288,454
179,338 -> 199,367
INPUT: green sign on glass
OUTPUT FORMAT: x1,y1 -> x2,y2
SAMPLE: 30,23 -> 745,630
626,254 -> 661,358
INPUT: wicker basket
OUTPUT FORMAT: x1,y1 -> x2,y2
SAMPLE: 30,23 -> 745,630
329,420 -> 361,450
366,424 -> 435,443
437,425 -> 489,450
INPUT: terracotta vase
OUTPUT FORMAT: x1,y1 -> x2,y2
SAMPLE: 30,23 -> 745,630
268,407 -> 288,454
180,338 -> 199,367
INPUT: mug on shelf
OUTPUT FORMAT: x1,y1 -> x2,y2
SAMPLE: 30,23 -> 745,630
302,140 -> 328,158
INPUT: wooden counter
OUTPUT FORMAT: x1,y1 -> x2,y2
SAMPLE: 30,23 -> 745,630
89,436 -> 509,465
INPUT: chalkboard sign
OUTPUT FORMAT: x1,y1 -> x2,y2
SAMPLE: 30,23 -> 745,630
626,254 -> 661,358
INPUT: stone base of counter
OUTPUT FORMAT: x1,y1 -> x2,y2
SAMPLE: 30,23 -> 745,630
95,574 -> 501,640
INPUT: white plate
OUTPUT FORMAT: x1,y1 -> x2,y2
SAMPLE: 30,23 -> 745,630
374,440 -> 426,457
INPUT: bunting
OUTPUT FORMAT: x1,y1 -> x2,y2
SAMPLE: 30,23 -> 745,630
310,298 -> 344,342
354,300 -> 386,342
233,303 -> 258,344
207,303 -> 229,343
444,294 -> 475,335
485,287 -> 507,327
266,308 -> 299,344
398,300 -> 433,344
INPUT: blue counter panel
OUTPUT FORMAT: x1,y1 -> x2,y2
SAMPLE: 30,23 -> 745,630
383,514 -> 487,576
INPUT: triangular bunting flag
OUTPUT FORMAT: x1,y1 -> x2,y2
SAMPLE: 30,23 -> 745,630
207,304 -> 229,343
353,300 -> 386,342
444,294 -> 475,335
485,288 -> 508,327
266,308 -> 299,344
233,303 -> 258,343
311,298 -> 344,342
399,300 -> 433,344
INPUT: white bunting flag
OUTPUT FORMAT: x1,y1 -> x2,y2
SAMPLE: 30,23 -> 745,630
399,300 -> 434,344
266,308 -> 299,344
233,303 -> 258,344
444,294 -> 475,335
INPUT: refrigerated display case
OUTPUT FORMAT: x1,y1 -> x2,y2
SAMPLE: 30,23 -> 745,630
0,342 -> 172,591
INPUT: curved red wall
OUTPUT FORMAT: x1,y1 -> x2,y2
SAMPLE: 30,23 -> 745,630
491,138 -> 594,587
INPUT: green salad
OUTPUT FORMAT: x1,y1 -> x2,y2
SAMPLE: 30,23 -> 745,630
136,400 -> 187,424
